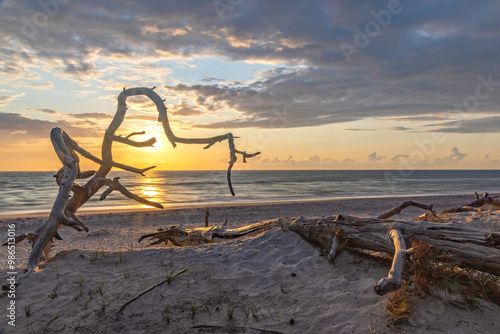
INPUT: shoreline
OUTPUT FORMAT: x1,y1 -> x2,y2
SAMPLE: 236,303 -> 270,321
0,192 -> 495,269
0,191 -> 496,219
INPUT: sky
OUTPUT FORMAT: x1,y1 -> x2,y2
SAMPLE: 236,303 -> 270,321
0,0 -> 499,171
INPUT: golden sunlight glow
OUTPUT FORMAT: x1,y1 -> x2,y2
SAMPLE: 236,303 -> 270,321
138,184 -> 162,208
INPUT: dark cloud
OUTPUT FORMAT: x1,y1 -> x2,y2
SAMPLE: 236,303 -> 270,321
126,95 -> 156,109
202,77 -> 224,82
391,116 -> 451,122
171,100 -> 203,117
1,1 -> 500,130
428,116 -> 500,133
26,108 -> 58,114
68,112 -> 113,119
0,112 -> 100,139
389,126 -> 413,131
346,128 -> 376,131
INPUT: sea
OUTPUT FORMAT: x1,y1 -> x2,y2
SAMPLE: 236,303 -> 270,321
0,170 -> 499,215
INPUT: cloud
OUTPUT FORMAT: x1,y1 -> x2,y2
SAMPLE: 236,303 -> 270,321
0,92 -> 25,107
367,151 -> 385,162
17,81 -> 53,89
258,155 -> 356,167
68,112 -> 113,119
391,154 -> 410,162
389,126 -> 413,131
125,114 -> 161,122
26,108 -> 59,115
391,115 -> 450,122
171,100 -> 203,117
125,95 -> 157,110
428,116 -> 500,133
0,113 -> 100,139
346,128 -> 376,131
202,77 -> 224,82
484,154 -> 490,160
1,1 -> 500,131
433,147 -> 467,164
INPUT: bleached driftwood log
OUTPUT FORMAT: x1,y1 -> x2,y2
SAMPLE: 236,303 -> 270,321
373,229 -> 409,295
139,212 -> 500,296
26,128 -> 81,272
139,220 -> 278,246
288,214 -> 500,295
10,87 -> 259,272
440,192 -> 500,214
377,201 -> 437,220
288,215 -> 500,275
327,230 -> 342,263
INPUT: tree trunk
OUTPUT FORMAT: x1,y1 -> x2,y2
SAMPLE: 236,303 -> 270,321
139,213 -> 500,295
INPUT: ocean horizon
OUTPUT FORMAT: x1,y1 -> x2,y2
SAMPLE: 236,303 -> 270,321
0,169 -> 499,215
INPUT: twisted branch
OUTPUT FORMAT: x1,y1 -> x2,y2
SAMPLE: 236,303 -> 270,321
11,86 -> 260,272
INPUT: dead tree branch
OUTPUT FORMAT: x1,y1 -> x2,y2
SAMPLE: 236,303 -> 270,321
441,193 -> 500,214
377,201 -> 437,220
373,229 -> 408,295
10,87 -> 259,271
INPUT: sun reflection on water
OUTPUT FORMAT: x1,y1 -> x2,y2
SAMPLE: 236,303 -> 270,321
138,183 -> 163,208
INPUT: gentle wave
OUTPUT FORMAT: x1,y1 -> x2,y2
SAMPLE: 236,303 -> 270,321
0,170 -> 499,215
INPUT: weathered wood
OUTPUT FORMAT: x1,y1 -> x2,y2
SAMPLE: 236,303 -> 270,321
377,201 -> 437,220
441,193 -> 500,214
138,213 -> 499,296
26,128 -> 79,272
373,229 -> 408,295
288,215 -> 500,276
9,87 -> 260,270
139,220 -> 279,247
327,229 -> 342,262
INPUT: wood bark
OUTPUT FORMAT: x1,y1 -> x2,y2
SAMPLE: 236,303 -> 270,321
139,220 -> 278,247
373,229 -> 408,295
138,212 -> 500,296
440,193 -> 500,214
377,201 -> 437,220
287,215 -> 500,278
11,87 -> 259,272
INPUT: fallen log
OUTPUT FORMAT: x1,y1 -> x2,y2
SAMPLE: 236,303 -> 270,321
139,220 -> 279,247
288,215 -> 500,276
139,213 -> 500,296
373,229 -> 409,295
440,192 -> 500,214
377,201 -> 437,220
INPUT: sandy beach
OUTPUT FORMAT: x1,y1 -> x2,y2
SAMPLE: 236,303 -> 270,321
1,194 -> 499,333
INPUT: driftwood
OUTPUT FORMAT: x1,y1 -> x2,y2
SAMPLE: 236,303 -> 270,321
9,87 -> 259,273
138,197 -> 500,296
440,192 -> 500,214
377,201 -> 437,220
139,221 -> 278,247
288,215 -> 500,287
373,229 -> 409,295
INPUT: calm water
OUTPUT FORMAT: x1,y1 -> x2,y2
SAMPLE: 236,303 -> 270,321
0,170 -> 499,215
